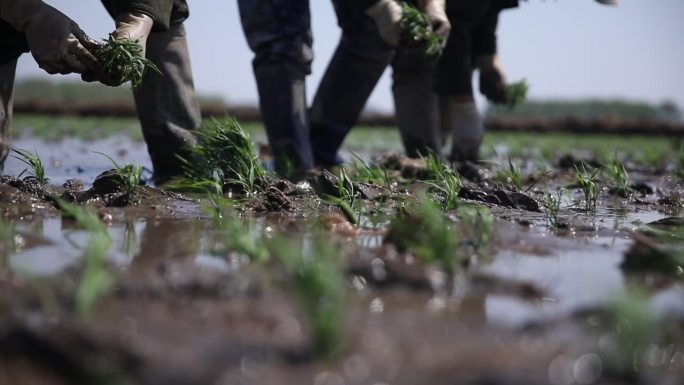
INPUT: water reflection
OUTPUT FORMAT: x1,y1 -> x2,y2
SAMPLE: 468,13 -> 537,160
127,219 -> 202,280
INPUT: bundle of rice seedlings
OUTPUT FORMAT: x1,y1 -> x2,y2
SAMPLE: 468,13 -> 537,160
95,36 -> 161,89
177,117 -> 265,194
399,1 -> 445,57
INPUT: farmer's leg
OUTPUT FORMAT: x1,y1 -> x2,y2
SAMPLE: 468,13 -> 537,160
0,59 -> 18,173
238,0 -> 314,177
132,22 -> 202,184
436,0 -> 495,162
0,20 -> 28,172
309,0 -> 394,168
391,46 -> 441,158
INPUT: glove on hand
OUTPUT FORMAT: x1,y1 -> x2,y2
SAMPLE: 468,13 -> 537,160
82,12 -> 154,86
418,0 -> 450,43
366,0 -> 404,46
476,55 -> 508,104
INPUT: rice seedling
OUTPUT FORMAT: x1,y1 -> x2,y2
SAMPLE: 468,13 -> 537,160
179,117 -> 265,195
11,147 -> 47,184
457,204 -> 494,254
602,288 -> 659,373
271,234 -> 346,357
77,230 -> 115,317
206,202 -> 270,264
95,36 -> 161,89
0,218 -> 16,268
94,152 -> 142,200
321,168 -> 363,224
398,1 -> 445,57
543,188 -> 564,229
677,142 -> 684,180
575,164 -> 600,214
348,153 -> 391,190
387,193 -> 460,273
57,200 -> 114,317
497,158 -> 522,191
424,153 -> 461,210
607,153 -> 630,197
506,79 -> 528,109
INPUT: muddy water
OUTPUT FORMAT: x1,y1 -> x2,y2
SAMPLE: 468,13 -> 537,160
1,137 -> 683,385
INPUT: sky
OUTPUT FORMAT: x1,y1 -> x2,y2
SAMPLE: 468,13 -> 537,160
14,0 -> 684,113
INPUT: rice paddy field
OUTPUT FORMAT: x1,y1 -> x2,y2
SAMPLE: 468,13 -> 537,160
0,114 -> 682,385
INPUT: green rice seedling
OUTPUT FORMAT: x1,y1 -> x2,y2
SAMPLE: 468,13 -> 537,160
543,188 -> 563,229
206,201 -> 270,263
506,79 -> 528,109
0,218 -> 16,268
11,148 -> 47,184
180,117 -> 265,195
96,36 -> 161,89
575,164 -> 600,214
57,200 -> 114,317
497,158 -> 522,191
424,153 -> 461,210
387,193 -> 460,273
398,1 -> 445,57
608,153 -> 630,197
677,142 -> 684,180
203,189 -> 234,223
349,153 -> 391,189
271,234 -> 346,357
57,199 -> 108,234
457,204 -> 494,254
94,152 -> 142,200
77,230 -> 115,317
602,288 -> 658,373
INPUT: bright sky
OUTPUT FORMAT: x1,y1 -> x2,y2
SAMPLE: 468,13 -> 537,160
14,0 -> 684,113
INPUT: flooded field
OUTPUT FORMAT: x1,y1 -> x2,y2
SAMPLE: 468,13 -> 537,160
1,116 -> 683,385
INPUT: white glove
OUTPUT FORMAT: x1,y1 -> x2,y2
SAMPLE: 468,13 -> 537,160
83,12 -> 154,86
0,0 -> 98,74
366,0 -> 403,46
111,12 -> 154,58
418,0 -> 450,42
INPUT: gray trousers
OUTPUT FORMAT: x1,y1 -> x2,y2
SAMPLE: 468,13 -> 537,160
309,0 -> 441,166
0,59 -> 17,173
0,21 -> 200,183
134,23 -> 202,183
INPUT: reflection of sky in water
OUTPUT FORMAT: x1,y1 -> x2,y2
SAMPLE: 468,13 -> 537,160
4,137 -> 151,186
10,218 -> 138,276
482,237 -> 631,327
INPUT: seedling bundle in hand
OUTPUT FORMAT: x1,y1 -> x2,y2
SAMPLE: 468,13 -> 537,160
95,36 -> 161,89
398,1 -> 445,57
506,80 -> 529,109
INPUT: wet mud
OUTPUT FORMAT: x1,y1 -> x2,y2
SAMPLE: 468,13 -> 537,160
1,138 -> 683,385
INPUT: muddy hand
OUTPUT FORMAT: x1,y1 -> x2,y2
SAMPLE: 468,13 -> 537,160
476,55 -> 508,105
366,0 -> 403,47
418,0 -> 450,44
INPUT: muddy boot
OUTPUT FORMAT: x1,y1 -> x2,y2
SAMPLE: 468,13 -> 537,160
132,23 -> 201,185
0,59 -> 17,173
254,61 -> 314,177
440,98 -> 483,163
392,47 -> 441,158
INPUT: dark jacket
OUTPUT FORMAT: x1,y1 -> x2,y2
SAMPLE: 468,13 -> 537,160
101,0 -> 189,30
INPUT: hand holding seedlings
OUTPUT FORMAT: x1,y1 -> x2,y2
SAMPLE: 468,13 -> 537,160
83,13 -> 159,88
506,80 -> 529,109
398,1 -> 447,56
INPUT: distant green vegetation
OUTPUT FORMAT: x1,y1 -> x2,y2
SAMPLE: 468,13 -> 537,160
486,99 -> 682,122
10,115 -> 680,167
13,78 -> 224,109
